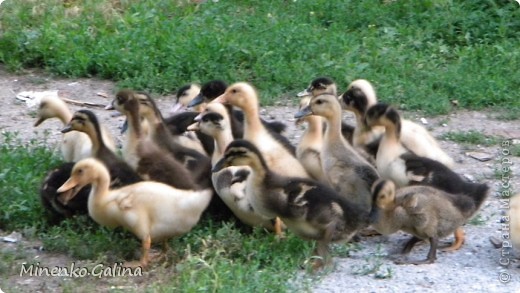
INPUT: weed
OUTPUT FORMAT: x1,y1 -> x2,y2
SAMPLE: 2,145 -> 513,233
440,131 -> 500,146
352,244 -> 393,279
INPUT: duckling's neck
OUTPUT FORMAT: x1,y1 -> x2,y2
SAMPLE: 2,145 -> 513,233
383,122 -> 401,143
213,128 -> 234,164
242,103 -> 266,138
83,126 -> 104,155
302,116 -> 323,145
57,108 -> 73,126
323,112 -> 343,143
88,169 -> 111,213
127,109 -> 143,140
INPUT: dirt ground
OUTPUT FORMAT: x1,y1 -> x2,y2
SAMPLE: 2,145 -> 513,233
0,66 -> 519,292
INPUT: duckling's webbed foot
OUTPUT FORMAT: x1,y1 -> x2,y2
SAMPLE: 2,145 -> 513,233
441,227 -> 465,252
395,237 -> 438,265
401,236 -> 422,254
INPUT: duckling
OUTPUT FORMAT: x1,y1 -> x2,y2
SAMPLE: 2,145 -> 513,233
298,77 -> 355,144
171,83 -> 202,113
295,96 -> 327,182
371,179 -> 487,264
39,162 -> 90,222
57,158 -> 213,267
339,79 -> 384,158
188,103 -> 274,230
131,92 -> 212,187
510,193 -> 520,252
295,93 -> 379,212
213,139 -> 375,268
34,95 -> 116,162
212,82 -> 307,178
365,103 -> 455,187
61,110 -> 142,196
110,89 -> 199,190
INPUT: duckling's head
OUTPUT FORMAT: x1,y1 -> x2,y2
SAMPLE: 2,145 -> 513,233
34,95 -> 68,126
212,139 -> 267,173
371,179 -> 397,210
191,103 -> 230,136
57,158 -> 108,204
62,110 -> 100,134
173,83 -> 201,113
364,103 -> 401,134
131,92 -> 164,121
339,79 -> 378,114
188,80 -> 227,109
297,77 -> 337,97
294,93 -> 341,120
111,89 -> 140,115
212,82 -> 258,110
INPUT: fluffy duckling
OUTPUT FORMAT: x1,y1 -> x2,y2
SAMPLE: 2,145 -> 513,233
188,103 -> 275,231
213,82 -> 307,178
34,95 -> 116,162
510,193 -> 520,252
339,79 -> 384,158
58,158 -> 213,267
171,83 -> 202,113
295,96 -> 327,182
213,140 -> 375,268
371,179 -> 487,264
295,93 -> 379,212
365,103 -> 455,187
61,110 -> 142,193
111,90 -> 199,190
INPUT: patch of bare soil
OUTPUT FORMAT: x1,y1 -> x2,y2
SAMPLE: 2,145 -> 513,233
0,66 -> 519,292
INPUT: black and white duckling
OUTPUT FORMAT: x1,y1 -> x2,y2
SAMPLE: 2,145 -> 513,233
61,110 -> 142,193
58,158 -> 213,268
338,79 -> 383,158
34,95 -> 116,162
371,179 -> 487,264
365,103 -> 455,187
188,103 -> 275,231
171,83 -> 202,113
295,93 -> 379,212
212,82 -> 308,178
110,89 -> 199,190
295,96 -> 327,182
213,139 -> 375,268
365,103 -> 455,168
39,162 -> 90,222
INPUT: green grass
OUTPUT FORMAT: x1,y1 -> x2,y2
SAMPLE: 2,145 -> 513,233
1,0 -> 519,113
0,132 -> 319,291
440,130 -> 500,146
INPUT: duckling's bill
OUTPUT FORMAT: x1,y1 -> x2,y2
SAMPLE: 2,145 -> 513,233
294,105 -> 313,119
187,93 -> 205,108
57,177 -> 83,205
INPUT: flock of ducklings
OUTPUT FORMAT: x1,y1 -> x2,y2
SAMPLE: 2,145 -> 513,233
34,77 -> 518,270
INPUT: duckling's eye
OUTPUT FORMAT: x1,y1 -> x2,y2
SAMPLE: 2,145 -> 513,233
316,99 -> 324,105
231,89 -> 238,94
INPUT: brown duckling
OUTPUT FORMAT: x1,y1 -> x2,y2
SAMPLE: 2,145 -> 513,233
58,158 -> 213,268
371,179 -> 487,264
213,139 -> 375,268
111,89 -> 199,190
295,93 -> 379,212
